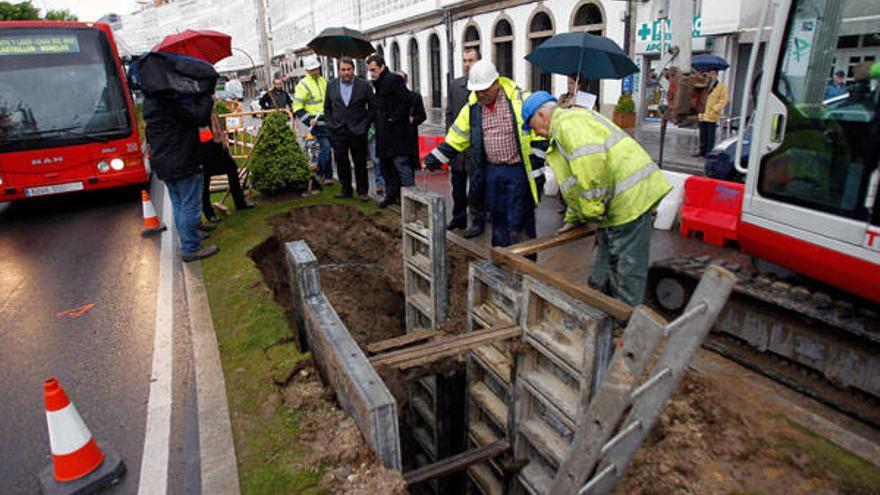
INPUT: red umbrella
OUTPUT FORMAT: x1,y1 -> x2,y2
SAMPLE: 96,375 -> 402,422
153,29 -> 232,64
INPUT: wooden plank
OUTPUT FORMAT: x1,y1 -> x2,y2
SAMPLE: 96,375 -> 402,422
404,441 -> 510,487
507,225 -> 596,256
490,248 -> 633,322
366,329 -> 441,355
370,325 -> 522,370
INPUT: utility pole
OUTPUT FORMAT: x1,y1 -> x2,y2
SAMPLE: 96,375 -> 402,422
668,0 -> 693,73
255,0 -> 273,89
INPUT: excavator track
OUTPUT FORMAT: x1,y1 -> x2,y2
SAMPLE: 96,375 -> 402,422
648,255 -> 880,427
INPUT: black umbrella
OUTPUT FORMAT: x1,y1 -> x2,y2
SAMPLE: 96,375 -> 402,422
525,31 -> 638,80
307,27 -> 375,58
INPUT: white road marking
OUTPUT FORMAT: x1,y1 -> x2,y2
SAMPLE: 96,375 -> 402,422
137,188 -> 174,495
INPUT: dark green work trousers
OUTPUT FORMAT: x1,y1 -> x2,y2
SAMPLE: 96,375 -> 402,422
588,211 -> 653,307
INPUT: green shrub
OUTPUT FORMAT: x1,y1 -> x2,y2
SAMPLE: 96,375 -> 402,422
249,112 -> 310,196
615,93 -> 636,113
214,99 -> 231,115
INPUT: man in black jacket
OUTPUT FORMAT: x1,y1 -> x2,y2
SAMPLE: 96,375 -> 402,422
446,47 -> 484,237
397,71 -> 427,172
259,77 -> 293,110
325,58 -> 376,200
367,54 -> 412,208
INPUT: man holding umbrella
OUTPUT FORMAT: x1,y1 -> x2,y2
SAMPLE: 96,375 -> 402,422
522,91 -> 671,306
293,57 -> 332,183
424,60 -> 546,248
691,54 -> 730,157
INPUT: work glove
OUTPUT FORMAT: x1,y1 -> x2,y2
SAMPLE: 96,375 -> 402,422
423,153 -> 443,172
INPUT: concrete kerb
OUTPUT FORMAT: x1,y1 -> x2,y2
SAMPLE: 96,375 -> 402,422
285,240 -> 402,471
182,261 -> 241,495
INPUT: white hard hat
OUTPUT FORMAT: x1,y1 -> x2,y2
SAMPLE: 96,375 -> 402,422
304,57 -> 321,71
468,59 -> 499,91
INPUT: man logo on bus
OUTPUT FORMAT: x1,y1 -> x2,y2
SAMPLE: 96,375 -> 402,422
32,157 -> 63,165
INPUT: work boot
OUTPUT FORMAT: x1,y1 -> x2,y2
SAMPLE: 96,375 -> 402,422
181,245 -> 219,262
463,222 -> 484,239
447,218 -> 467,231
378,197 -> 397,208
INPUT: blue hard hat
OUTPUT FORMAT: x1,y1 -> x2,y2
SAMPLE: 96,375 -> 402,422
522,91 -> 557,132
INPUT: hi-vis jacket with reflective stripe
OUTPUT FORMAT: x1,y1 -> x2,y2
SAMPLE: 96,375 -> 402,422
547,107 -> 672,228
429,77 -> 547,203
292,74 -> 328,123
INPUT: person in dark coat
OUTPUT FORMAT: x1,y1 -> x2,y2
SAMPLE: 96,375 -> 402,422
367,54 -> 412,208
446,47 -> 485,237
397,71 -> 427,171
259,77 -> 293,110
325,58 -> 376,200
137,52 -> 219,262
201,106 -> 254,222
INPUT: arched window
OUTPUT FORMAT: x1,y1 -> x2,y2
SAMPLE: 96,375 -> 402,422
408,38 -> 420,92
571,1 -> 604,34
429,33 -> 442,108
493,18 -> 514,78
391,41 -> 401,71
528,11 -> 555,92
571,2 -> 605,100
463,23 -> 480,53
376,44 -> 384,59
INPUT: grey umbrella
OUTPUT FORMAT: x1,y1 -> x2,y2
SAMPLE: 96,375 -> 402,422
307,27 -> 375,59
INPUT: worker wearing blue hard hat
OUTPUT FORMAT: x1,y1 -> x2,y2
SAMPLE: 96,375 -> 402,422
522,91 -> 672,306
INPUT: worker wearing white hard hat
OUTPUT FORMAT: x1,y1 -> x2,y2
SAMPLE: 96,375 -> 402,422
293,56 -> 332,182
424,60 -> 548,248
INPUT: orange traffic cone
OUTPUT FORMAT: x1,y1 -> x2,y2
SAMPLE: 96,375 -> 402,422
141,190 -> 166,237
38,378 -> 125,495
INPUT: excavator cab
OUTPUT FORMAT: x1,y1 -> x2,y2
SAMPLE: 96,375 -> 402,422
741,0 -> 880,303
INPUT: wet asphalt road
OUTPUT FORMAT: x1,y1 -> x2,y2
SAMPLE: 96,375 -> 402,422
0,184 -> 199,494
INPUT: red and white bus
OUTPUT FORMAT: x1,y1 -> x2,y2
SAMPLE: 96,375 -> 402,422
0,21 -> 147,201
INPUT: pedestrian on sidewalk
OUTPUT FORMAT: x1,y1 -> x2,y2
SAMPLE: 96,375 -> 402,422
325,57 -> 375,201
445,47 -> 486,238
201,105 -> 254,222
424,60 -> 546,248
293,57 -> 333,183
367,54 -> 413,208
695,69 -> 728,157
396,71 -> 427,172
259,77 -> 293,110
523,91 -> 672,306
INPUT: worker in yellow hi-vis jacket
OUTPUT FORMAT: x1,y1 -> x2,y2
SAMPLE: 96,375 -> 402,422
293,57 -> 331,182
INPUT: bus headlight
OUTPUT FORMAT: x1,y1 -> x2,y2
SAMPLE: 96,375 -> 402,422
97,161 -> 110,173
110,158 -> 125,171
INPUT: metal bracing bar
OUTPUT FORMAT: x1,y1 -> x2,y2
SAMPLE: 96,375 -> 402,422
663,302 -> 707,337
600,420 -> 642,456
629,368 -> 672,402
576,464 -> 616,495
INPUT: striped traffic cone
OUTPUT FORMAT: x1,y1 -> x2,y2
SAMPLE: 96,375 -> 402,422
38,378 -> 125,495
141,190 -> 166,237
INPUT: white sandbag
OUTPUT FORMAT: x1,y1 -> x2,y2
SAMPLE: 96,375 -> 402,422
654,170 -> 690,230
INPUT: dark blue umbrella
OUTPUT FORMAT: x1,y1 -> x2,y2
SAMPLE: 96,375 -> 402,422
524,31 -> 638,80
692,54 -> 729,72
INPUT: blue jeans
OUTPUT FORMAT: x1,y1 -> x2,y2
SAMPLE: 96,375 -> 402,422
485,163 -> 535,247
164,173 -> 203,254
317,135 -> 333,180
368,136 -> 384,187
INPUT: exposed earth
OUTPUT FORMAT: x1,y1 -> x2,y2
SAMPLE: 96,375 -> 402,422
252,204 -> 879,495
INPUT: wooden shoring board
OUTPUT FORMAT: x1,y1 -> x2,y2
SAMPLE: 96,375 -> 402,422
366,329 -> 442,355
506,225 -> 596,256
490,247 -> 633,323
371,325 -> 522,371
404,440 -> 510,487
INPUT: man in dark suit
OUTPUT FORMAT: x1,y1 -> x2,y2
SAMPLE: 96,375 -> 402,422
325,57 -> 376,200
446,47 -> 485,237
367,54 -> 412,208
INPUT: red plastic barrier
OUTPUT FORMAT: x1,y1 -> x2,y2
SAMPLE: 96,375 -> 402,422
679,176 -> 744,247
418,134 -> 447,169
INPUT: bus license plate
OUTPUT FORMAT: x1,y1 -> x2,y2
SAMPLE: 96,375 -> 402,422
25,182 -> 84,197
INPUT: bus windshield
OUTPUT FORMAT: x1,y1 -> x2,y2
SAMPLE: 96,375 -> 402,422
0,27 -> 132,152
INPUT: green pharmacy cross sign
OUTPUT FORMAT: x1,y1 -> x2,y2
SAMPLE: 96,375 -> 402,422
637,15 -> 703,53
